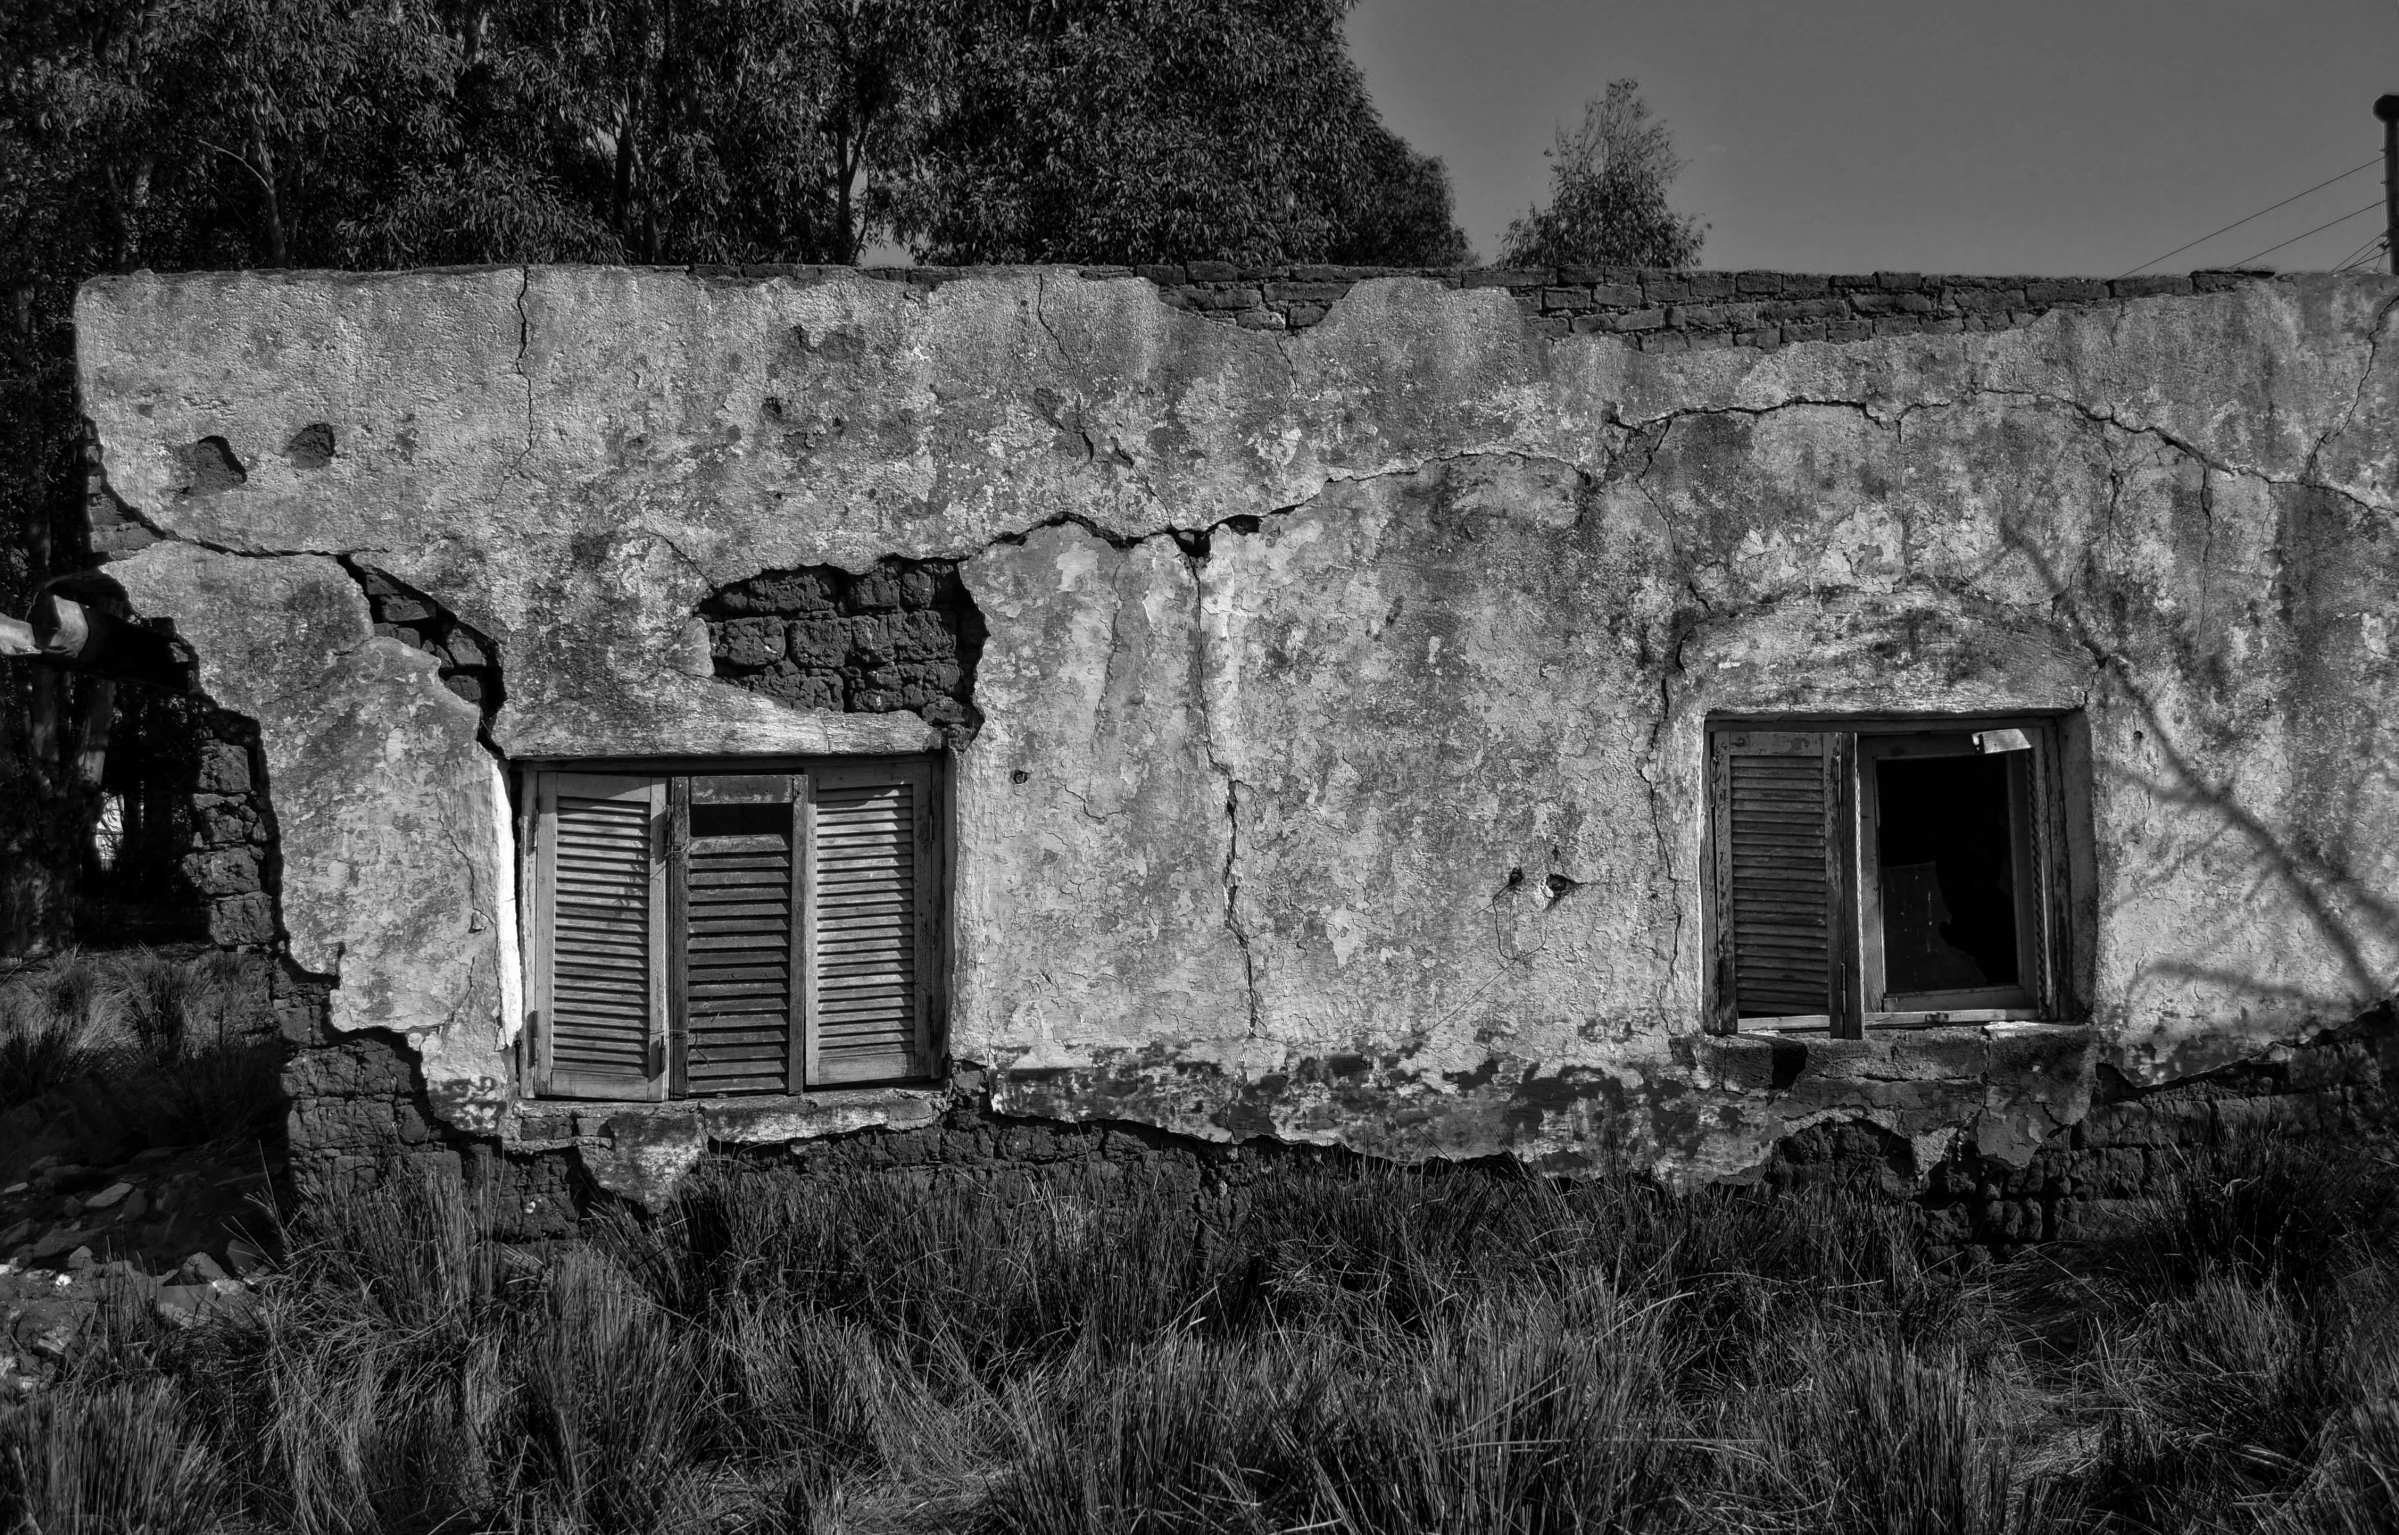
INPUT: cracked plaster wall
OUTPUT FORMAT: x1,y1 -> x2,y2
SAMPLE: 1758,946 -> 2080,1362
72,264 -> 2399,1188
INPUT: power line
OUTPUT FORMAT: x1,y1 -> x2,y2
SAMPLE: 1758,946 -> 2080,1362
2336,238 -> 2390,273
2325,228 -> 2381,270
2331,231 -> 2388,271
2118,157 -> 2380,277
2225,200 -> 2382,268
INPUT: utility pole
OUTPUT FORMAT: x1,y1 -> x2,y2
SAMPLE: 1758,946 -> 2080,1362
2378,95 -> 2399,274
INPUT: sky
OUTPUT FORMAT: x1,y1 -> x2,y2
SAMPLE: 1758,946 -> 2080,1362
1344,0 -> 2399,276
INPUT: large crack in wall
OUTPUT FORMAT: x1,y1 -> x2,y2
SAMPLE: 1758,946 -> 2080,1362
345,560 -> 507,738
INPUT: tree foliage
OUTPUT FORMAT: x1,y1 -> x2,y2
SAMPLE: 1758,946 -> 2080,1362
895,0 -> 1470,267
1500,79 -> 1704,271
0,0 -> 1466,950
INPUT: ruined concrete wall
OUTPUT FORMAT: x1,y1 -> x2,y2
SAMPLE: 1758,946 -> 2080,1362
72,263 -> 2399,1203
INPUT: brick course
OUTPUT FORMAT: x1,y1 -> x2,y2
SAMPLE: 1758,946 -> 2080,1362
1770,1007 -> 2398,1252
702,556 -> 986,744
691,261 -> 2277,356
176,710 -> 279,949
350,563 -> 504,724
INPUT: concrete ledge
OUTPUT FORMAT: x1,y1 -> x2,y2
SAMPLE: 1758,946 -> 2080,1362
507,1083 -> 951,1208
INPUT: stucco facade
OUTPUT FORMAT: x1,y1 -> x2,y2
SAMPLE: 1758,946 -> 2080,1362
71,264 -> 2399,1212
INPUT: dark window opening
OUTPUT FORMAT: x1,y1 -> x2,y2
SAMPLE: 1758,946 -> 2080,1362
1707,719 -> 2063,1035
1874,754 -> 2019,993
689,800 -> 788,840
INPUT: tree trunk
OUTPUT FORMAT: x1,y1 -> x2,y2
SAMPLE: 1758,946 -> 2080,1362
613,107 -> 636,251
836,125 -> 856,262
251,114 -> 286,266
74,677 -> 115,793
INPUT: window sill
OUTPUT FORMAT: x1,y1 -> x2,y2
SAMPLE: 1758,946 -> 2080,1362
1695,1020 -> 2098,1100
1751,1009 -> 2053,1034
507,1081 -> 951,1149
527,1081 -> 945,1111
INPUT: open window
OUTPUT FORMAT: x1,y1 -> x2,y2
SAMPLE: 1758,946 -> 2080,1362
1705,718 -> 2069,1034
521,756 -> 944,1098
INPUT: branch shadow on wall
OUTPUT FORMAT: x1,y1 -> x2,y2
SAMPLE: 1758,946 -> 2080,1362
1996,522 -> 2399,1028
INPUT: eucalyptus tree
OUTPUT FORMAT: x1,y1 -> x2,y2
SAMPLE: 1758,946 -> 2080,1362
0,0 -> 1467,951
894,0 -> 1470,266
1501,78 -> 1704,270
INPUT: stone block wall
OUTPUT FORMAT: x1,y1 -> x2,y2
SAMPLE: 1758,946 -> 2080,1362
261,993 -> 2399,1251
1137,264 -> 2251,348
352,562 -> 504,725
691,259 -> 2271,352
274,971 -> 579,1240
263,559 -> 514,1207
177,711 -> 278,950
1766,1006 -> 2399,1251
703,556 -> 985,742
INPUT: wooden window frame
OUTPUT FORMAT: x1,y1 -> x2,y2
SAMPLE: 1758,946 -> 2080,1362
516,753 -> 948,1100
1703,715 -> 2072,1037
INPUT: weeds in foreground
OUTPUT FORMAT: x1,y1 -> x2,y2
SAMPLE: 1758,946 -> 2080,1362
0,946 -> 278,1142
0,985 -> 89,1107
3,1129 -> 2396,1534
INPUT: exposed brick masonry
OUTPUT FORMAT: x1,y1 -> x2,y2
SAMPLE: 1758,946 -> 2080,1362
684,261 -> 2273,353
703,557 -> 986,743
1769,1006 -> 2398,1252
178,712 -> 276,950
350,563 -> 504,727
1133,264 -> 2259,348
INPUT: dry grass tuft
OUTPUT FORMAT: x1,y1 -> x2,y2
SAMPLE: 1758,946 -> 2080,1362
6,1095 -> 2398,1532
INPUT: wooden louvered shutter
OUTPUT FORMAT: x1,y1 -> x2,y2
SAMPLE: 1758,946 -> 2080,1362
804,758 -> 942,1085
673,775 -> 800,1096
1709,731 -> 1859,1034
533,773 -> 668,1099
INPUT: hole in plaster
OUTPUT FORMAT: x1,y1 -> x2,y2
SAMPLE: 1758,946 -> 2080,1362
284,423 -> 336,469
701,556 -> 986,746
1545,874 -> 1583,900
1011,769 -> 1032,785
178,437 -> 248,496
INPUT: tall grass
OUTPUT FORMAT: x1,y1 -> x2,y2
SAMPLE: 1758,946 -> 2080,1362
6,1125 -> 2397,1533
0,984 -> 90,1106
0,1381 -> 223,1535
0,946 -> 277,1144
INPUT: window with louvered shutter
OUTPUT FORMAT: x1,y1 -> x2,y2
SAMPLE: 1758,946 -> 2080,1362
1705,718 -> 2073,1036
805,759 -> 941,1086
524,757 -> 943,1100
1708,730 -> 1858,1032
532,774 -> 668,1099
674,776 -> 802,1096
